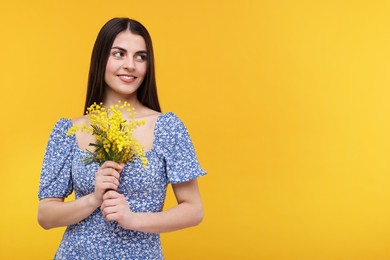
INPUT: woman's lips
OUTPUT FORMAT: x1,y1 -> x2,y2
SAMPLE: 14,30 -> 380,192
118,75 -> 136,83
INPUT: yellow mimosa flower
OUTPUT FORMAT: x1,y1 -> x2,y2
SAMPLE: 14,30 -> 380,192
66,100 -> 148,167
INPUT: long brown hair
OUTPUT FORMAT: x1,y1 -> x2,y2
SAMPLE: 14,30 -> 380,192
84,17 -> 161,113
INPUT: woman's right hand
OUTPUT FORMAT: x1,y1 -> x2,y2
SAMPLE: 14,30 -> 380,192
93,161 -> 123,205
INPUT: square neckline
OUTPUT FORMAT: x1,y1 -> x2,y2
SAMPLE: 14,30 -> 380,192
68,113 -> 165,158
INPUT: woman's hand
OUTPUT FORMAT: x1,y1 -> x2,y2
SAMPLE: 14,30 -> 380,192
100,179 -> 204,233
101,190 -> 134,229
93,161 -> 123,206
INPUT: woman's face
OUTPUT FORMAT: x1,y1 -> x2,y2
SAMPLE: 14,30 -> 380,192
104,30 -> 148,99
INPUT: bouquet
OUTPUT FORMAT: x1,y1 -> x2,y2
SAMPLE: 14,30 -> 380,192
66,101 -> 148,168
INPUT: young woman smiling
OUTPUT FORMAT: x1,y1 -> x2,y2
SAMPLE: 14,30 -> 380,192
38,17 -> 206,259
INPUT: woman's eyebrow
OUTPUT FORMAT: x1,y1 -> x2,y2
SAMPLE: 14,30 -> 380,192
112,47 -> 147,54
111,46 -> 127,52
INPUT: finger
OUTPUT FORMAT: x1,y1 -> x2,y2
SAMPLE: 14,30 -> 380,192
99,176 -> 120,186
95,177 -> 119,191
101,199 -> 112,209
118,164 -> 124,174
102,203 -> 123,217
96,168 -> 120,180
101,205 -> 116,219
100,182 -> 118,191
103,190 -> 120,200
100,161 -> 123,171
104,212 -> 117,222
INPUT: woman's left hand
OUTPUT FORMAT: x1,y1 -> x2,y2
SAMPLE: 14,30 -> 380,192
101,190 -> 133,228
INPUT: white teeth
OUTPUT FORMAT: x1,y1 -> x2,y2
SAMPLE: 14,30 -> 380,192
120,75 -> 134,79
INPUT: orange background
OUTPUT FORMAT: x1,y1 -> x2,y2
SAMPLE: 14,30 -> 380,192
1,0 -> 390,259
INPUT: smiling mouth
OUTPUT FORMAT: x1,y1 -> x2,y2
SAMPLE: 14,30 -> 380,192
118,75 -> 136,79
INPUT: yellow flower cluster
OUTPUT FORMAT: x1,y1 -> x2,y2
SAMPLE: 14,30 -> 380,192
67,101 -> 148,168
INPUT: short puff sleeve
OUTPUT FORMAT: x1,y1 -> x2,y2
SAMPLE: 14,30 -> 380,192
38,118 -> 75,199
158,113 -> 206,184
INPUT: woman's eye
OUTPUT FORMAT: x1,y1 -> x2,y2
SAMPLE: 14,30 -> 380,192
113,51 -> 124,58
135,54 -> 147,61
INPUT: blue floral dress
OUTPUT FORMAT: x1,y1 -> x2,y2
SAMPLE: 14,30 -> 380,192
38,112 -> 206,259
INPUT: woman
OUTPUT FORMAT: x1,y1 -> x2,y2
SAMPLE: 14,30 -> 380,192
38,17 -> 206,259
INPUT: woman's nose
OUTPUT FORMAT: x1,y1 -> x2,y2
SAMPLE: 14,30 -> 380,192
122,58 -> 135,71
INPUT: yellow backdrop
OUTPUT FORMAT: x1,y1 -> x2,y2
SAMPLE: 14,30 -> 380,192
1,0 -> 390,259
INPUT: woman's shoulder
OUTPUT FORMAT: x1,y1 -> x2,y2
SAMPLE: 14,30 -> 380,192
52,115 -> 87,127
158,112 -> 181,123
52,118 -> 72,130
50,116 -> 86,136
155,112 -> 188,137
47,118 -> 76,146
